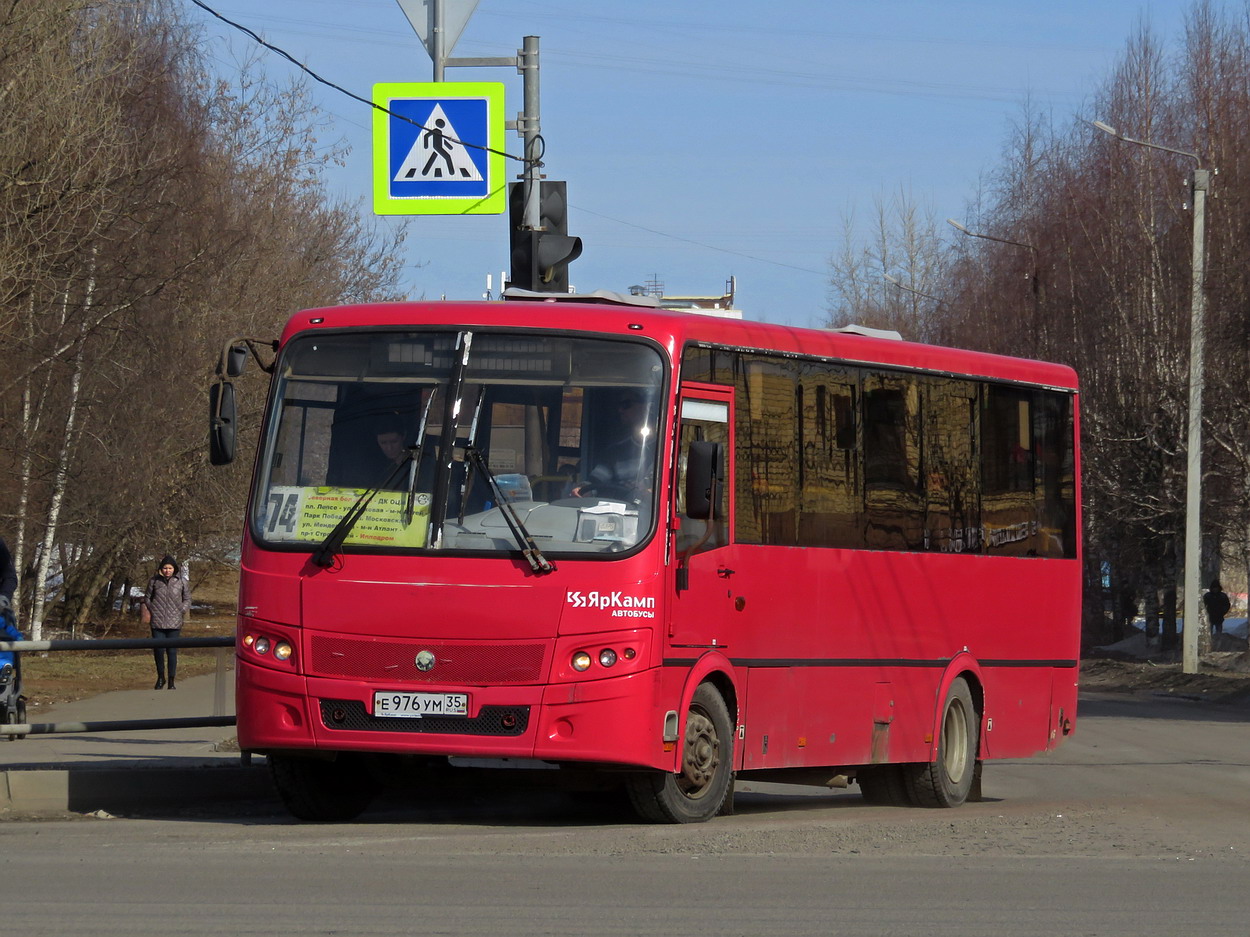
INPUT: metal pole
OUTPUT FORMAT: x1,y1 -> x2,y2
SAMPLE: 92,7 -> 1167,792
520,36 -> 541,230
0,716 -> 236,737
432,0 -> 445,81
213,647 -> 229,718
1182,168 -> 1210,674
1089,121 -> 1211,673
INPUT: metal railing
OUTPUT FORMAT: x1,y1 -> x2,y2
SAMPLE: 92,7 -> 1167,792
0,635 -> 235,737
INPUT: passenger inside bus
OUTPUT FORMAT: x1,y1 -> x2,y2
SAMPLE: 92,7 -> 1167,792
376,422 -> 407,470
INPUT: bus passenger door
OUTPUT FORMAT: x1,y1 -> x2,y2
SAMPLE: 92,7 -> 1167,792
670,389 -> 736,648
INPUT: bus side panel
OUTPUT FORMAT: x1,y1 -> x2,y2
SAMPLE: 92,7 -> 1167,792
739,667 -> 874,770
717,546 -> 1080,771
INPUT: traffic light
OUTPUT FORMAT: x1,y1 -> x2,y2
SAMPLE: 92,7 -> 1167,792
508,181 -> 582,292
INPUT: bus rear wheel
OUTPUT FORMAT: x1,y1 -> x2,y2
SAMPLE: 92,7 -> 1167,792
626,683 -> 734,823
269,752 -> 380,822
905,677 -> 978,808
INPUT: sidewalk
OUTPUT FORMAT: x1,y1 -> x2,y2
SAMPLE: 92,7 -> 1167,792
0,668 -> 271,815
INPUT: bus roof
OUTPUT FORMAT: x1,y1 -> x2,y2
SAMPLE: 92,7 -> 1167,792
283,300 -> 1078,392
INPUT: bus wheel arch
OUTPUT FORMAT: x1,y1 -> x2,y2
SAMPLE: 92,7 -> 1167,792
671,652 -> 739,767
626,677 -> 736,823
905,672 -> 981,808
932,659 -> 986,759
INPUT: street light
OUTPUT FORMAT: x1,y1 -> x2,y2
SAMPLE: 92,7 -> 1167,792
947,219 -> 1044,350
883,274 -> 944,342
946,218 -> 1037,258
1091,119 -> 1210,675
883,273 -> 944,305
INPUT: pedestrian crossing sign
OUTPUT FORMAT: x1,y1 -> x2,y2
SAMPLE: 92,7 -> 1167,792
372,82 -> 506,215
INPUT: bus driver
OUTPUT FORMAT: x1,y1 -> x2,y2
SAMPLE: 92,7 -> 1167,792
574,393 -> 654,499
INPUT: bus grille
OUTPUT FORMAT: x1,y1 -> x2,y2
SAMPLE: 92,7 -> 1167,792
309,636 -> 547,685
319,699 -> 530,736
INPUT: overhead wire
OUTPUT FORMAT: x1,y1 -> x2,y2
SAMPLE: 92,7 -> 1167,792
189,0 -> 829,278
186,0 -> 532,167
571,206 -> 829,277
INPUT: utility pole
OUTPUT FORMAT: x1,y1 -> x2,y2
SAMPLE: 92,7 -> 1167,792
1091,121 -> 1211,674
1183,166 -> 1210,673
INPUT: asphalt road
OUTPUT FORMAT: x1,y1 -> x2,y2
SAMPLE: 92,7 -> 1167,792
2,691 -> 1248,937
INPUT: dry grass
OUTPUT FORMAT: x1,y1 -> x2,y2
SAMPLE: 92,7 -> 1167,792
1080,655 -> 1250,703
19,563 -> 239,711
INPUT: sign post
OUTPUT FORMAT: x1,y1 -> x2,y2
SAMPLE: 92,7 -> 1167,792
386,2 -> 578,288
394,0 -> 482,81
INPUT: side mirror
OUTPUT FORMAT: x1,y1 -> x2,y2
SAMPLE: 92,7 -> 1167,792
225,345 -> 248,378
684,440 -> 722,520
209,381 -> 237,466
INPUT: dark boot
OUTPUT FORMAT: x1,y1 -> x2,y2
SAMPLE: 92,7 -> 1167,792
154,676 -> 165,690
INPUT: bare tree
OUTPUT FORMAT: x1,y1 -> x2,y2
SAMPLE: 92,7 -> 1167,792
827,186 -> 947,342
0,0 -> 409,635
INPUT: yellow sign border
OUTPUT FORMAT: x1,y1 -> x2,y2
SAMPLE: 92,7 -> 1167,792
372,81 -> 506,216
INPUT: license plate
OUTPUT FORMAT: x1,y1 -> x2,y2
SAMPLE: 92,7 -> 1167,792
372,691 -> 469,719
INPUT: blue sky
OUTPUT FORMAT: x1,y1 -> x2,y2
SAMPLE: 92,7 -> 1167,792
193,1 -> 1215,328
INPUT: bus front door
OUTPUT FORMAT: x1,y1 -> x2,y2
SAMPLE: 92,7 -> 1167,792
670,390 -> 736,649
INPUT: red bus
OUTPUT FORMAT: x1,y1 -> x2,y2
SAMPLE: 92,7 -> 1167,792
211,296 -> 1080,823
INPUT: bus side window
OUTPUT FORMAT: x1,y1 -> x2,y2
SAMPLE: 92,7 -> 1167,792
863,374 -> 923,551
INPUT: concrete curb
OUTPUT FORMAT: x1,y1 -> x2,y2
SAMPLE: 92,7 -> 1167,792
0,763 -> 273,815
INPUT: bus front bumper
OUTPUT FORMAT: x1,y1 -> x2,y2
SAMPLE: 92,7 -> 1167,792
236,658 -> 669,771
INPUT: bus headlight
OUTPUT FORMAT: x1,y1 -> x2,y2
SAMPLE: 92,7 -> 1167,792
253,636 -> 271,655
555,630 -> 649,682
273,641 -> 293,661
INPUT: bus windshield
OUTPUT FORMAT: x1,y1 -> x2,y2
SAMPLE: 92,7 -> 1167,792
251,330 -> 666,558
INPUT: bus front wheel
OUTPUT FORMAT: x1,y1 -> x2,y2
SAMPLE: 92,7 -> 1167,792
269,752 -> 379,822
905,677 -> 978,808
626,683 -> 734,823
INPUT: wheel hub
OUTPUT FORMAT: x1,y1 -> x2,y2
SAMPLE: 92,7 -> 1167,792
680,710 -> 719,795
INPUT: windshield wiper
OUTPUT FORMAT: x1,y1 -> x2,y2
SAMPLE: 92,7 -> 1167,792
428,332 -> 473,547
464,445 -> 556,575
404,388 -> 439,526
311,455 -> 414,569
457,386 -> 487,524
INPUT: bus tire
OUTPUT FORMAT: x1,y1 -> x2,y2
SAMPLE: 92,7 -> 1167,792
626,683 -> 734,823
905,677 -> 978,808
857,764 -> 913,806
269,752 -> 378,822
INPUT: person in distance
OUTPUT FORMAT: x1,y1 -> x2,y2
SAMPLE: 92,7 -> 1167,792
142,555 -> 190,690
